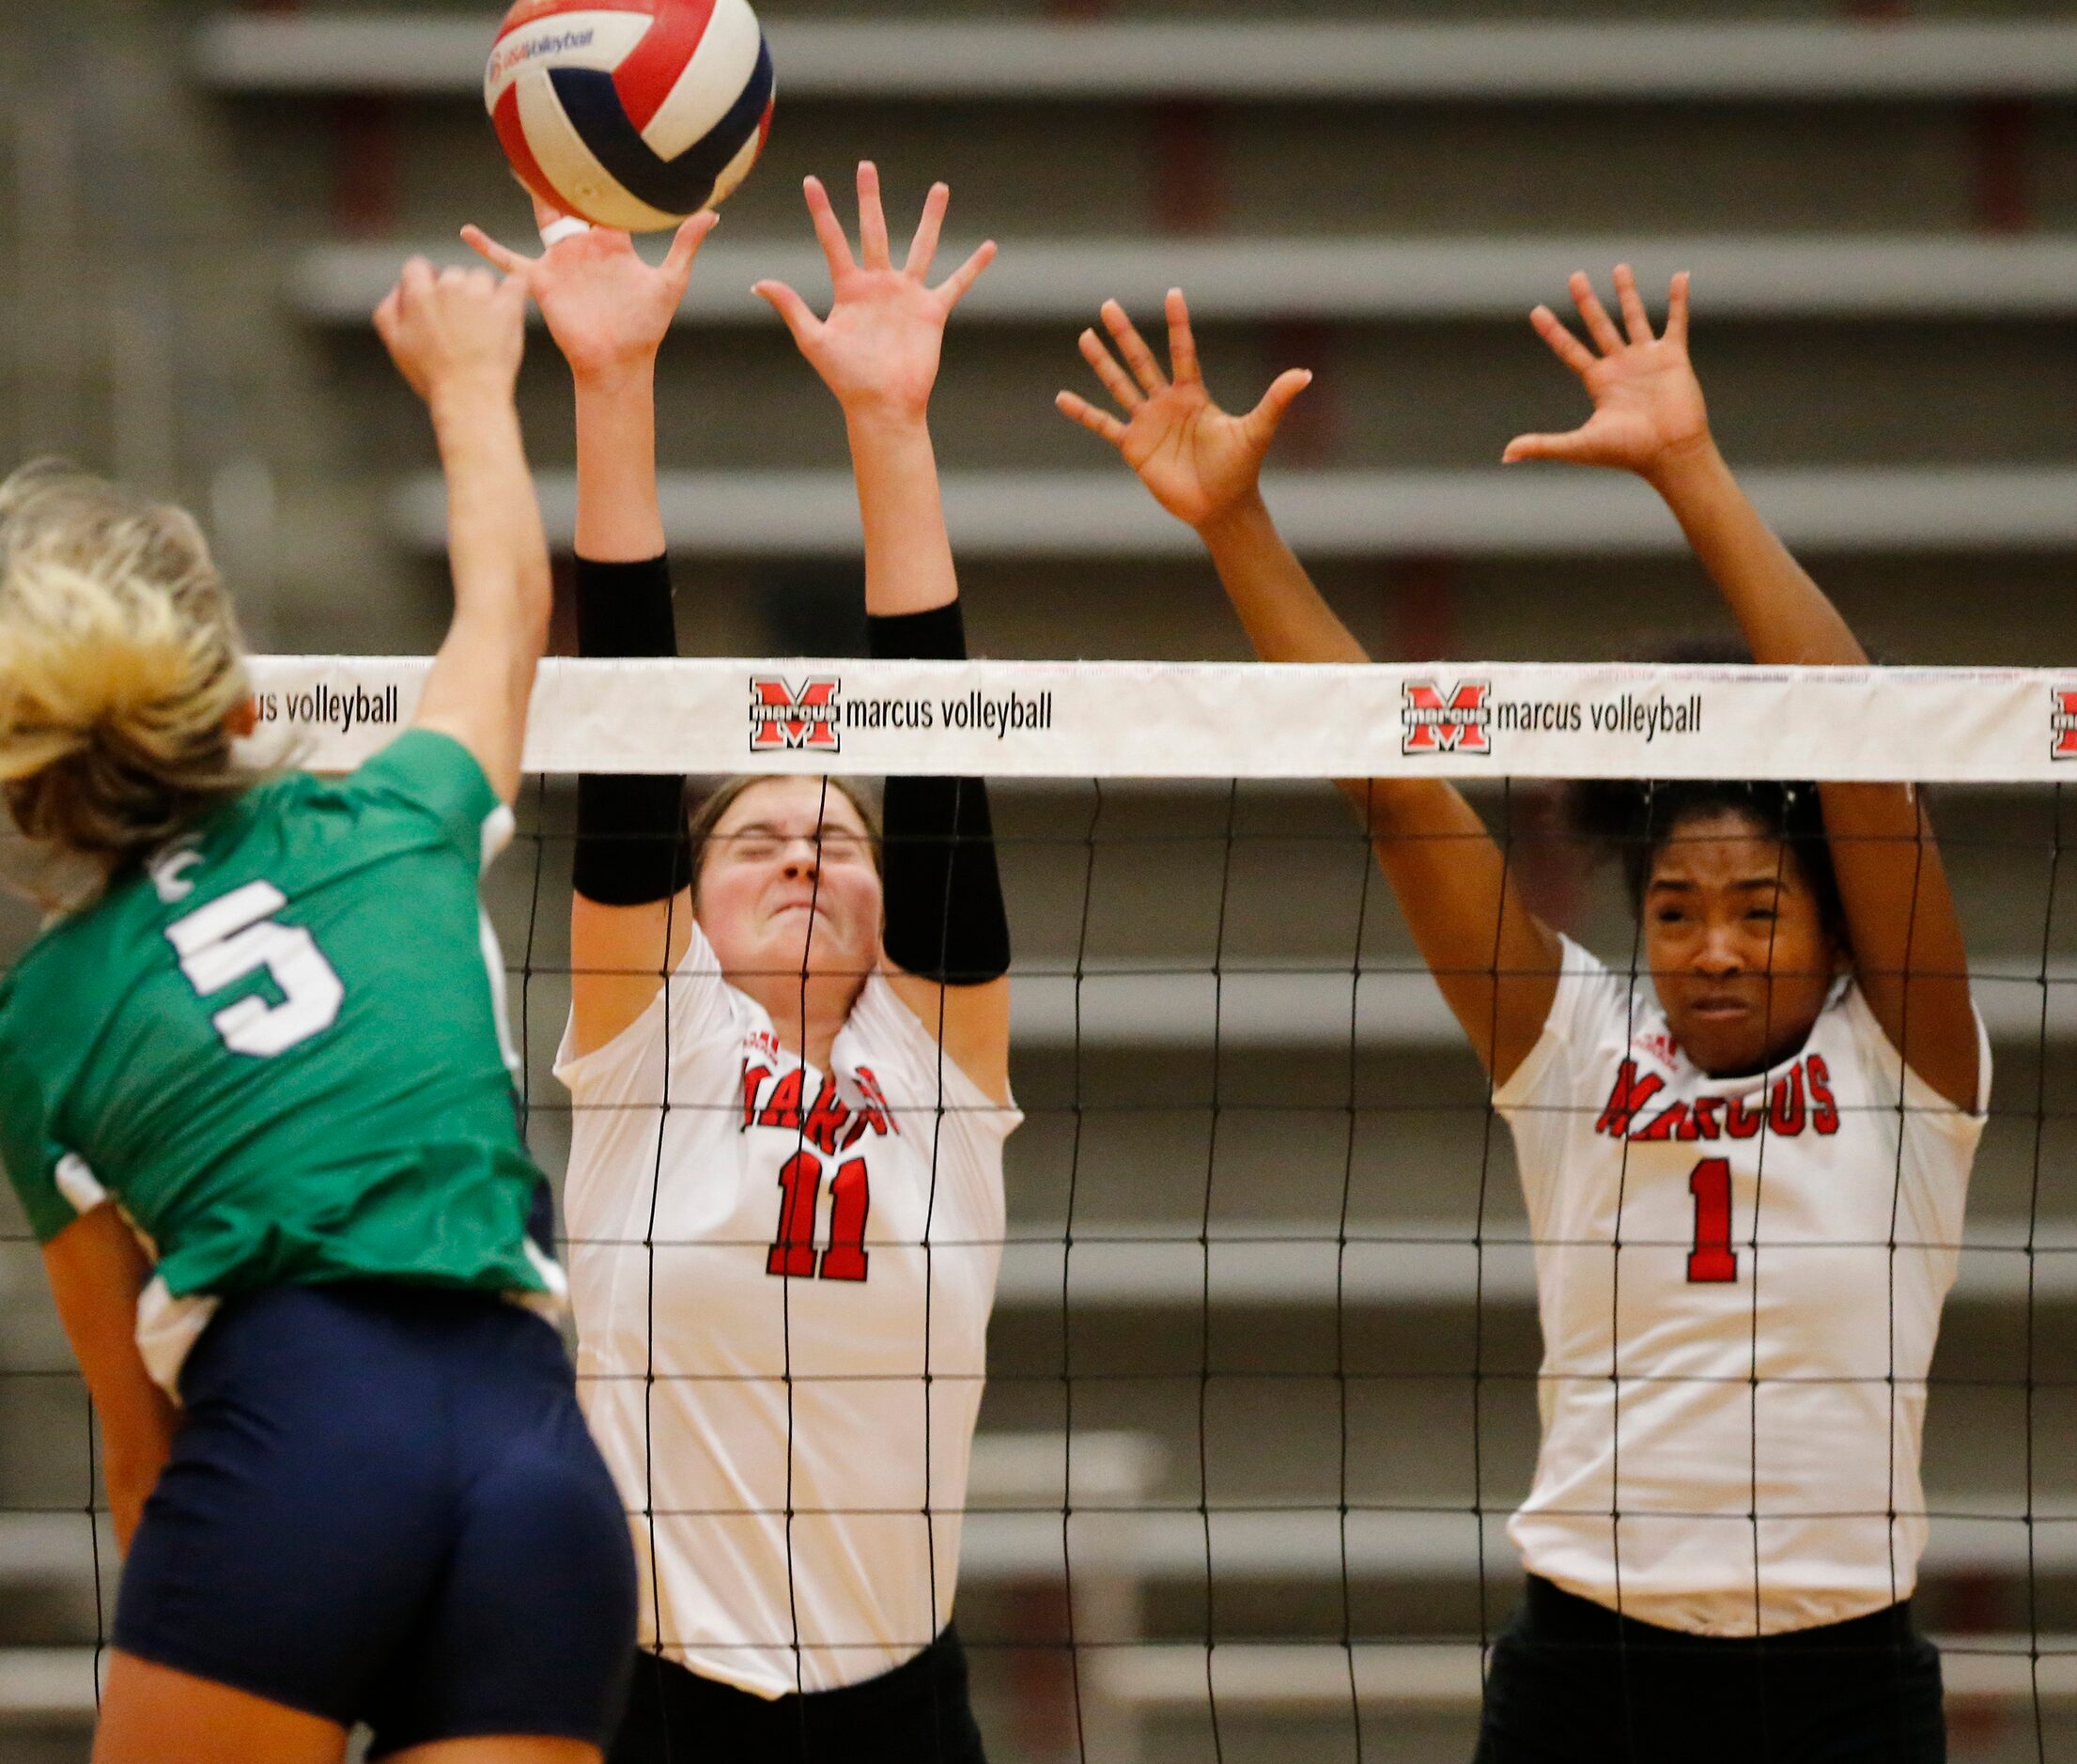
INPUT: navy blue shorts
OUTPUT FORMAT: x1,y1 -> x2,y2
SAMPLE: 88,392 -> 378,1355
115,1282 -> 638,1756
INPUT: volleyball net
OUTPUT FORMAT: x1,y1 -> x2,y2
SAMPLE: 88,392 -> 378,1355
6,656 -> 2077,1761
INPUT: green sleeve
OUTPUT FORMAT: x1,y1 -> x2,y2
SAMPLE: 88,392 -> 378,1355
0,1065 -> 85,1246
348,730 -> 506,866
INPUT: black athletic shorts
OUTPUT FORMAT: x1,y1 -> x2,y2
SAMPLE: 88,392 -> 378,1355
1474,1574 -> 1945,1764
611,1625 -> 987,1764
115,1281 -> 638,1756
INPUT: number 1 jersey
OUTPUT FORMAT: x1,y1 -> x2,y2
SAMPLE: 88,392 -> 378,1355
1492,936 -> 1991,1637
0,731 -> 559,1387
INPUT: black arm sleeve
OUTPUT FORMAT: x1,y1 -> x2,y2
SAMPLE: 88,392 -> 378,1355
870,601 -> 1012,985
572,555 -> 693,906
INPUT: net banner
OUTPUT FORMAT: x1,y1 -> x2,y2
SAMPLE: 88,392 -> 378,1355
243,655 -> 2077,782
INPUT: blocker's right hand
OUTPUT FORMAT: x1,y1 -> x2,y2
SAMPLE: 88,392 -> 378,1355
462,196 -> 717,385
1058,289 -> 1311,534
373,258 -> 527,405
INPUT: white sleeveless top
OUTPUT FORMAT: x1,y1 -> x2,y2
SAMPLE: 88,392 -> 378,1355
1492,938 -> 1989,1636
555,920 -> 1018,1695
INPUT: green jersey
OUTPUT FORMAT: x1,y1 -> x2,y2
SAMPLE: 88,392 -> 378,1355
0,730 -> 556,1338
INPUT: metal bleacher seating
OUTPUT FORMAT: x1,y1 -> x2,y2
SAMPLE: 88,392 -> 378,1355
191,16 -> 2077,102
374,461 -> 2077,558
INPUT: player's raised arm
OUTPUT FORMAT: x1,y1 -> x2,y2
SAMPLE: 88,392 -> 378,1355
1061,292 -> 1560,1083
373,257 -> 544,804
1508,267 -> 1977,1109
758,163 -> 1012,1103
466,205 -> 719,1058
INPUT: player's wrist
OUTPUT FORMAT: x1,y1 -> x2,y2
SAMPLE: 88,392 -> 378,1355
569,348 -> 662,399
1194,486 -> 1273,550
1639,427 -> 1725,502
843,402 -> 934,449
427,370 -> 519,427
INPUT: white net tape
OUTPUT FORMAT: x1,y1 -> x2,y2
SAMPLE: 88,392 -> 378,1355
243,657 -> 2077,782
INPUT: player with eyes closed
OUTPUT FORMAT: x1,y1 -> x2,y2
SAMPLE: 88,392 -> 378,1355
1061,267 -> 1984,1763
467,163 -> 1014,1763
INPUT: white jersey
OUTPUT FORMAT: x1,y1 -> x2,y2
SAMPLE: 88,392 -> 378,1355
555,920 -> 1018,1696
1492,938 -> 1990,1637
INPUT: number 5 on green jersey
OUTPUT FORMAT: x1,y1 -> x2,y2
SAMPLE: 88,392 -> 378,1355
166,881 -> 344,1059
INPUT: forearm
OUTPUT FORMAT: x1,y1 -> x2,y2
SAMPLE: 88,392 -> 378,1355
1199,492 -> 1371,668
575,364 -> 667,562
1199,493 -> 1438,823
1195,476 -> 1556,1074
102,1406 -> 176,1554
847,410 -> 958,616
572,551 -> 689,905
44,1211 -> 178,1555
870,601 -> 1010,985
1648,440 -> 1866,668
432,381 -> 552,652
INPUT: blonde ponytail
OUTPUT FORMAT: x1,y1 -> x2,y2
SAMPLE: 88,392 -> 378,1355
0,461 -> 256,900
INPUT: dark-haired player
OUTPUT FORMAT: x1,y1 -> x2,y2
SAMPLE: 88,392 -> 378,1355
1061,269 -> 1982,1762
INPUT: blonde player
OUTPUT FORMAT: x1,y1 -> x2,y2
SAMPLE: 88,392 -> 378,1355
467,164 -> 1013,1761
0,267 -> 637,1762
1061,271 -> 1982,1762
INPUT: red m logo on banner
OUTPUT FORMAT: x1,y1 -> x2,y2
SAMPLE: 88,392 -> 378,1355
2054,689 -> 2077,761
750,677 -> 843,752
1402,680 -> 1493,755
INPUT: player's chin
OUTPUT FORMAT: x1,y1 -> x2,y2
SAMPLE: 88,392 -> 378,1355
1667,993 -> 1824,1078
797,923 -> 872,983
1663,995 -> 1765,1075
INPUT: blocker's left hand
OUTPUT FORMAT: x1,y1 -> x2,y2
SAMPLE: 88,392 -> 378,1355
462,196 -> 717,384
1504,266 -> 1713,482
755,162 -> 996,425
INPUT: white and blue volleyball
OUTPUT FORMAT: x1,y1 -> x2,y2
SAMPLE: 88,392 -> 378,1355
486,0 -> 774,232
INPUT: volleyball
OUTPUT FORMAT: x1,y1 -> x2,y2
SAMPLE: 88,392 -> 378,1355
484,0 -> 774,232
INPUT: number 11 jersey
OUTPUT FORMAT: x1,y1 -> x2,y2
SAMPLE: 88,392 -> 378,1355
0,732 -> 560,1389
1492,936 -> 1991,1638
554,915 -> 1020,1698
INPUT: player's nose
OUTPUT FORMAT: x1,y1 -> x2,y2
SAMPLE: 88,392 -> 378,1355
1693,929 -> 1744,978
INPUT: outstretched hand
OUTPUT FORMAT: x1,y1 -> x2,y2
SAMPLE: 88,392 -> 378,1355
755,162 -> 996,425
461,197 -> 717,383
1058,289 -> 1311,534
1504,266 -> 1712,480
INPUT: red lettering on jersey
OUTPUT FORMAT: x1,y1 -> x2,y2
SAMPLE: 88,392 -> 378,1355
1595,1060 -> 1666,1138
1633,1101 -> 1690,1142
757,1068 -> 805,1132
802,1078 -> 852,1156
818,1158 -> 871,1281
853,1066 -> 900,1137
1806,1055 -> 1840,1136
1687,1096 -> 1724,1141
740,1063 -> 772,1130
1686,1158 -> 1739,1283
1725,1095 -> 1764,1139
767,1151 -> 821,1279
1771,1065 -> 1806,1137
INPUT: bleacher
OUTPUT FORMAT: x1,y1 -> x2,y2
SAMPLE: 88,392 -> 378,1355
3,4 -> 2077,1761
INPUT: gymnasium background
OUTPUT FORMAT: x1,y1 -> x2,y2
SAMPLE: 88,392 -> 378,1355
5,2 -> 2077,1760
